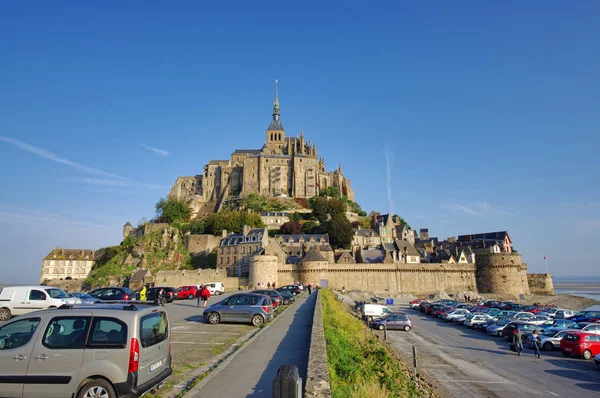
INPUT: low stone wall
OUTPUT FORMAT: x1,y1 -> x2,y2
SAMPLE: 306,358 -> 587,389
305,290 -> 332,398
528,273 -> 555,294
154,269 -> 248,292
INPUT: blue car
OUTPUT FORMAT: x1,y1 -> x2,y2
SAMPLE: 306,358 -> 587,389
543,319 -> 581,334
570,311 -> 600,323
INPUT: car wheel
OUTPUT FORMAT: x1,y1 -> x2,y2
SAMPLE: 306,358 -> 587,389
283,298 -> 290,305
562,351 -> 570,357
451,318 -> 457,323
78,378 -> 116,398
543,342 -> 553,351
208,312 -> 220,325
378,324 -> 385,331
473,324 -> 478,330
404,325 -> 411,332
583,349 -> 593,360
188,294 -> 194,300
251,314 -> 265,327
497,331 -> 502,337
0,308 -> 11,321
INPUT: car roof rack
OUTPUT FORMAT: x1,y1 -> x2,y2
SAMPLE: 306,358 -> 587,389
57,301 -> 159,311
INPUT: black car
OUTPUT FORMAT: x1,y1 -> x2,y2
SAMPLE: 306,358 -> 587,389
88,287 -> 135,301
147,287 -> 177,303
277,285 -> 301,296
276,289 -> 295,305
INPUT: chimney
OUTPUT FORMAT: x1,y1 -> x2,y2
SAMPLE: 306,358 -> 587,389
222,229 -> 228,238
243,225 -> 250,236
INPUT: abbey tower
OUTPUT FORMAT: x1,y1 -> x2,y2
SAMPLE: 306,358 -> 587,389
169,83 -> 354,215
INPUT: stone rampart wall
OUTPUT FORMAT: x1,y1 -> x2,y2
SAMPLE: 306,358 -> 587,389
154,269 -> 247,292
475,253 -> 529,297
305,290 -> 331,398
527,273 -> 555,294
184,234 -> 220,255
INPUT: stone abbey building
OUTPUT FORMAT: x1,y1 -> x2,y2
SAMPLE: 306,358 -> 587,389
169,85 -> 354,215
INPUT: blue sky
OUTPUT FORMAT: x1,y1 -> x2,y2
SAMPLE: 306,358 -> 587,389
1,1 -> 599,283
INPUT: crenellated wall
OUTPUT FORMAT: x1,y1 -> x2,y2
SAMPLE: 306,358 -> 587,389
527,273 -> 555,294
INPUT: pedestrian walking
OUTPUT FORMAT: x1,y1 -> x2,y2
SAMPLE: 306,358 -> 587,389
139,285 -> 147,301
307,283 -> 312,295
195,287 -> 203,307
267,282 -> 271,289
512,327 -> 523,356
158,288 -> 166,306
272,281 -> 276,289
200,285 -> 211,308
532,330 -> 542,359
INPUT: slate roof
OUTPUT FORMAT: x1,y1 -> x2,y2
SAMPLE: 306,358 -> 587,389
394,239 -> 420,257
361,249 -> 386,263
376,213 -> 392,225
321,245 -> 333,252
431,249 -> 455,263
267,119 -> 284,131
233,149 -> 261,155
130,269 -> 151,283
44,248 -> 94,261
458,231 -> 510,243
335,251 -> 356,263
382,242 -> 396,252
354,229 -> 379,237
275,234 -> 329,244
220,229 -> 266,246
301,248 -> 328,263
367,211 -> 380,219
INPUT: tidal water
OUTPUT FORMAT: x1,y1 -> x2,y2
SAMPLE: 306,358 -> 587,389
553,275 -> 600,301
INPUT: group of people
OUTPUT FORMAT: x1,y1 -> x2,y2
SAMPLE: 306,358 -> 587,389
195,285 -> 211,308
511,326 -> 542,359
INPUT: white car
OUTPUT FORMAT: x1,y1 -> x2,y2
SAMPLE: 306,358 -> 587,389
205,282 -> 225,295
0,286 -> 76,320
442,309 -> 470,322
580,324 -> 600,335
514,312 -> 534,321
554,309 -> 576,319
528,315 -> 552,325
464,314 -> 493,329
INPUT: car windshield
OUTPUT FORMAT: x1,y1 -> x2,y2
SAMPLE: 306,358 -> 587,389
496,319 -> 510,326
44,288 -> 69,299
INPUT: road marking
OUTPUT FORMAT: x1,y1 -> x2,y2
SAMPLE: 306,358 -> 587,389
547,391 -> 559,397
172,331 -> 239,335
438,380 -> 510,384
172,341 -> 223,345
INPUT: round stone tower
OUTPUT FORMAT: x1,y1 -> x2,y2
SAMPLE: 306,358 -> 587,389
299,248 -> 329,286
476,253 -> 530,298
123,222 -> 134,239
249,255 -> 279,288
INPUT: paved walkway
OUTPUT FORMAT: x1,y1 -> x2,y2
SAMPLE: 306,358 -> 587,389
188,291 -> 315,398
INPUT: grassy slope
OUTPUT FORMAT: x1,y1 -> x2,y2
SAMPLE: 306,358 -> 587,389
321,289 -> 419,398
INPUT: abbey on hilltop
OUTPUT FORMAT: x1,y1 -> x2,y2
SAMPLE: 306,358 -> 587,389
169,82 -> 354,215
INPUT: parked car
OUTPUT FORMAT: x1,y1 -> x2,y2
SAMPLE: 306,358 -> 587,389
68,292 -> 100,304
0,302 -> 172,397
527,315 -> 552,325
275,289 -> 295,305
560,331 -> 600,359
486,318 -> 513,336
594,353 -> 600,368
442,309 -> 468,322
147,287 -> 177,303
501,321 -> 539,340
278,285 -> 302,296
0,286 -> 77,321
409,298 -> 427,309
252,290 -> 283,311
361,304 -> 393,321
571,311 -> 600,323
418,301 -> 431,312
465,314 -> 493,329
204,293 -> 273,326
525,329 -> 577,351
513,312 -> 534,321
88,287 -> 136,302
544,319 -> 581,334
176,285 -> 199,300
205,282 -> 225,295
371,313 -> 412,331
554,309 -> 576,319
580,324 -> 600,335
426,304 -> 446,316
530,306 -> 554,314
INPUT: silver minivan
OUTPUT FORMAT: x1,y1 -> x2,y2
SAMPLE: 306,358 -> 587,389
0,303 -> 172,398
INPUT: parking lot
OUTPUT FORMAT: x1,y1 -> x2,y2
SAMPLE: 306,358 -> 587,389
381,301 -> 600,398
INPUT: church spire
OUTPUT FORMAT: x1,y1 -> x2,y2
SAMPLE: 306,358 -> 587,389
273,79 -> 280,121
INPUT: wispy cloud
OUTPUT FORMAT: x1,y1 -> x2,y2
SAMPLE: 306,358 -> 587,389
444,201 -> 512,217
0,136 -> 128,180
1,136 -> 169,191
142,144 -> 169,156
384,145 -> 394,215
0,205 -> 114,229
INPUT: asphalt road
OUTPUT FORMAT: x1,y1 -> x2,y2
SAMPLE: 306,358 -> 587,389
385,302 -> 600,398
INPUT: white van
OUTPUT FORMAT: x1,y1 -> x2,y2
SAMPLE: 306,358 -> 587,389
205,282 -> 224,295
0,286 -> 76,321
361,304 -> 393,321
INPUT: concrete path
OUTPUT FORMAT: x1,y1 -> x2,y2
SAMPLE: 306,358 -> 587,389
188,291 -> 315,398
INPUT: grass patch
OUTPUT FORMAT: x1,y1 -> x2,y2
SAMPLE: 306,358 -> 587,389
321,289 -> 419,398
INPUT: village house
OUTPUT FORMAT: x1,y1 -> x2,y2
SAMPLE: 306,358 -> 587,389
40,247 -> 95,282
217,226 -> 268,276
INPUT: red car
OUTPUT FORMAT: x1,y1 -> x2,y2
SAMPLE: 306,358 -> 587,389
435,307 -> 454,318
410,298 -> 427,309
177,285 -> 199,300
560,331 -> 600,360
530,306 -> 553,314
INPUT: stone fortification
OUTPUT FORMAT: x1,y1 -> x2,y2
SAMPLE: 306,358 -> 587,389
154,269 -> 248,291
527,273 -> 555,294
305,290 -> 332,398
248,255 -> 279,288
184,234 -> 220,255
475,253 -> 530,297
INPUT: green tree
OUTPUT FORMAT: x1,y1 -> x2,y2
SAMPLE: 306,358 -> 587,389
326,213 -> 354,249
309,196 -> 329,223
243,194 -> 268,212
327,198 -> 346,217
280,221 -> 303,234
155,197 -> 192,224
320,186 -> 340,198
351,216 -> 371,230
288,212 -> 302,222
203,211 -> 264,235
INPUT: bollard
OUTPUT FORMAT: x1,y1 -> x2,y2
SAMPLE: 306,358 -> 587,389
273,364 -> 302,398
412,345 -> 418,379
383,322 -> 387,341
